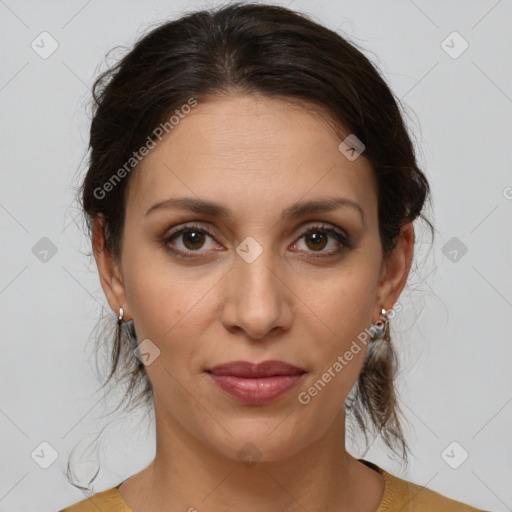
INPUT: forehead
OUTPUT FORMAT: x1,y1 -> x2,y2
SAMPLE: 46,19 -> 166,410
126,94 -> 377,220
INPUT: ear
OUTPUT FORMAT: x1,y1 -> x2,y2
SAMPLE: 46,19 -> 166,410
92,215 -> 132,322
373,221 -> 414,322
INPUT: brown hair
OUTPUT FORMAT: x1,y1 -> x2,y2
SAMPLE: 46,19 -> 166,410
68,1 -> 433,491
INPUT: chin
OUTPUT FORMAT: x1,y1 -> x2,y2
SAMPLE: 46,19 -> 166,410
202,423 -> 313,466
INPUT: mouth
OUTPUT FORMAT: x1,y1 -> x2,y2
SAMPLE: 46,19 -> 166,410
206,359 -> 306,377
205,360 -> 306,405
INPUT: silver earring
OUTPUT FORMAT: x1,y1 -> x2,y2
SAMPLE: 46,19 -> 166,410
380,308 -> 390,343
116,307 -> 124,348
371,307 -> 390,343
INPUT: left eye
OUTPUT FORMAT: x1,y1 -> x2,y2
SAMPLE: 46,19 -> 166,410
290,226 -> 351,256
162,223 -> 351,257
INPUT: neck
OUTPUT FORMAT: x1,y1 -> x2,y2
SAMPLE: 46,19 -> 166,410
119,395 -> 384,512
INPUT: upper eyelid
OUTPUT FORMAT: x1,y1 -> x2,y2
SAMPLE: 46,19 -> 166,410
166,221 -> 348,238
165,222 -> 349,248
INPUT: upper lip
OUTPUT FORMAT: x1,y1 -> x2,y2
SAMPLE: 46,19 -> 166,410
206,360 -> 306,377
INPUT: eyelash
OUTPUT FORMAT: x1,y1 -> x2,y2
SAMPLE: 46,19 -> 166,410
161,223 -> 353,259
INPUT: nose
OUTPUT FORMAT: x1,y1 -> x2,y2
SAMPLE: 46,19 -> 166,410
221,246 -> 293,341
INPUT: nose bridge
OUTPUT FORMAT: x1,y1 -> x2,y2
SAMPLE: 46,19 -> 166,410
236,238 -> 276,292
224,235 -> 291,339
235,235 -> 280,303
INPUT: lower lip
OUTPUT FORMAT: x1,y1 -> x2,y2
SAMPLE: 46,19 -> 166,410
207,373 -> 305,405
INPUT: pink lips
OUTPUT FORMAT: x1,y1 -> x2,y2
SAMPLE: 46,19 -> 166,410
206,360 -> 306,405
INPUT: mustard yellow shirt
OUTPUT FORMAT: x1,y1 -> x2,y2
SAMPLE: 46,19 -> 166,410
59,459 -> 489,511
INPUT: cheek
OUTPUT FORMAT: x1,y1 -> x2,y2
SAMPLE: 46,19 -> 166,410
127,276 -> 213,344
122,237 -> 193,333
306,268 -> 377,390
121,245 -> 227,374
319,268 -> 377,340
297,289 -> 373,426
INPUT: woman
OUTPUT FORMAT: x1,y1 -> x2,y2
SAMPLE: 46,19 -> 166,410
60,3 -> 489,511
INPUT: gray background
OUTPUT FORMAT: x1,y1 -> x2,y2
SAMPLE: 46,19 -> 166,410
1,0 -> 511,510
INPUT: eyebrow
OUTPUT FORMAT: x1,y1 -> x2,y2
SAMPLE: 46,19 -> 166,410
145,196 -> 366,227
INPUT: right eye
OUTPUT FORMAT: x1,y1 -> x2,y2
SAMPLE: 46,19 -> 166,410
161,224 -> 222,257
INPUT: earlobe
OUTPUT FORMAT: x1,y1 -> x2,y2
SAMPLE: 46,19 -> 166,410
91,215 -> 132,321
373,222 -> 414,320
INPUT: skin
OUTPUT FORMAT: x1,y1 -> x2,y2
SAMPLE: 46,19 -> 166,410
93,93 -> 414,512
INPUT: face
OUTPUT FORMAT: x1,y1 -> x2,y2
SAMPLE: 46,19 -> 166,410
94,93 -> 412,463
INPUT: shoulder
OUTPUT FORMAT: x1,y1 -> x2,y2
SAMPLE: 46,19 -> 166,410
58,486 -> 131,512
380,467 -> 489,511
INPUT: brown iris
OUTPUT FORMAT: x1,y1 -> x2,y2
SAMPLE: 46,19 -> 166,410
305,231 -> 327,251
182,230 -> 206,250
